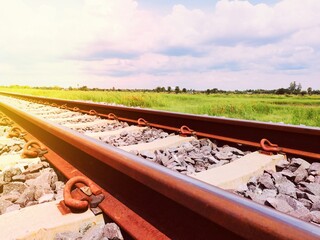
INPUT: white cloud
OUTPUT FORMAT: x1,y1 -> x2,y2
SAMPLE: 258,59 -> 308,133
0,0 -> 319,90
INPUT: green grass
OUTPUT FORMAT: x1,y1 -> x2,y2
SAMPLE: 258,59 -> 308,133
1,88 -> 319,127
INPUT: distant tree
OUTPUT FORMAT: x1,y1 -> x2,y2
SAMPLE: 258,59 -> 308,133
52,86 -> 62,90
288,81 -> 302,94
276,88 -> 289,95
296,83 -> 302,94
79,85 -> 88,91
182,88 -> 187,93
212,88 -> 218,93
167,86 -> 172,93
307,87 -> 312,95
155,86 -> 162,92
288,81 -> 297,94
301,91 -> 307,96
175,86 -> 180,94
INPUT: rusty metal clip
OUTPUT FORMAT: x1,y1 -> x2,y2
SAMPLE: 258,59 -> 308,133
51,103 -> 58,107
179,125 -> 196,137
107,113 -> 118,120
7,127 -> 26,138
137,118 -> 149,127
72,107 -> 80,112
260,138 -> 282,153
63,176 -> 103,210
21,140 -> 48,158
88,109 -> 98,116
60,104 -> 67,109
0,117 -> 12,126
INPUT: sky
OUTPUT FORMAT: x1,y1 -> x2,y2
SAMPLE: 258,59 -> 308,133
0,0 -> 319,90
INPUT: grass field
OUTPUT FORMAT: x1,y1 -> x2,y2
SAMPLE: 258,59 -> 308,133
1,88 -> 319,127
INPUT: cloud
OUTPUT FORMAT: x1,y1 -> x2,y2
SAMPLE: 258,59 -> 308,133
0,0 -> 319,90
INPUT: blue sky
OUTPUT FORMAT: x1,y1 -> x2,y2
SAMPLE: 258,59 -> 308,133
0,0 -> 319,90
138,0 -> 281,12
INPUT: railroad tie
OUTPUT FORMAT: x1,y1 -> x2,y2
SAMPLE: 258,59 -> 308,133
84,125 -> 147,139
193,151 -> 286,189
119,135 -> 196,152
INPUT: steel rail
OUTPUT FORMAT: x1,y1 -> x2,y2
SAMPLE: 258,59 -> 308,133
1,99 -> 320,239
1,110 -> 167,239
0,91 -> 319,160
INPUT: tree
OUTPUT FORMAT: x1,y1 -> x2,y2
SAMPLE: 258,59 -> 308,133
212,88 -> 218,93
297,83 -> 302,94
79,85 -> 88,91
155,86 -> 162,92
276,88 -> 289,95
288,81 -> 302,94
182,88 -> 187,93
307,87 -> 312,95
288,81 -> 297,94
175,86 -> 180,94
167,86 -> 172,93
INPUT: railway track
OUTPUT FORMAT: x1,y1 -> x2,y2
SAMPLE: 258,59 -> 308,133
0,91 -> 319,239
0,112 -> 123,239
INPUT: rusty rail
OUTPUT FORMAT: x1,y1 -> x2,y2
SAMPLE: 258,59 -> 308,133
1,95 -> 320,239
0,91 -> 319,160
2,112 -> 169,239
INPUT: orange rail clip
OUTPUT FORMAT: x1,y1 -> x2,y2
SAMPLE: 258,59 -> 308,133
72,107 -> 80,112
60,104 -> 67,109
137,118 -> 149,127
89,109 -> 98,115
179,125 -> 196,137
260,138 -> 282,153
63,176 -> 102,210
7,127 -> 26,138
107,113 -> 118,120
0,117 -> 11,126
21,140 -> 47,158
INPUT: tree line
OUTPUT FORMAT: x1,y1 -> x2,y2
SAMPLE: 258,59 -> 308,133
1,81 -> 319,95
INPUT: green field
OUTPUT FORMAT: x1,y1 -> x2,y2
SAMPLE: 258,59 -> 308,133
1,88 -> 320,127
